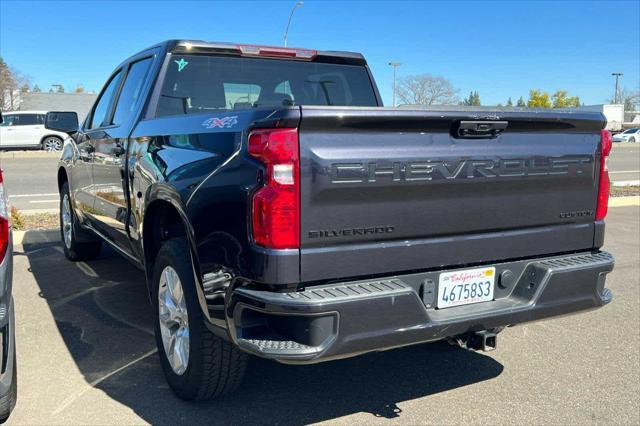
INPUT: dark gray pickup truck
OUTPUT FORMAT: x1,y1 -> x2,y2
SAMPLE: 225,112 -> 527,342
46,40 -> 614,401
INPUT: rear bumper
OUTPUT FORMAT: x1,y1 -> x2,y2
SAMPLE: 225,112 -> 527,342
225,251 -> 614,364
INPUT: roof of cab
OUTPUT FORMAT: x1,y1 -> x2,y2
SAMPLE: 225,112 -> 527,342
130,40 -> 367,66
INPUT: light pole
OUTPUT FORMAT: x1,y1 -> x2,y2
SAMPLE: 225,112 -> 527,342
388,62 -> 401,107
283,1 -> 303,48
611,72 -> 623,104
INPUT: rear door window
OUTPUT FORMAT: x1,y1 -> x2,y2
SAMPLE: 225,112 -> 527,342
112,57 -> 153,125
156,54 -> 377,117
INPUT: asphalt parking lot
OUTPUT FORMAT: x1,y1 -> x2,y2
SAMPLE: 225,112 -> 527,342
5,204 -> 640,425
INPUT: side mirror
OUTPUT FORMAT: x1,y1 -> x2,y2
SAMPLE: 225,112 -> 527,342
45,111 -> 79,134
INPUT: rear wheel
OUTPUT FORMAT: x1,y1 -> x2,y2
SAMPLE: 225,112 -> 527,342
153,238 -> 247,401
42,136 -> 63,152
60,182 -> 102,261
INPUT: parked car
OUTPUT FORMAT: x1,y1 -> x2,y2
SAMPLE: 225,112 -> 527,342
0,111 -> 68,151
47,40 -> 614,402
0,112 -> 17,423
613,127 -> 639,143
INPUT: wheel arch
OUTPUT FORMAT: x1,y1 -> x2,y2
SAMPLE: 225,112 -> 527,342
141,190 -> 202,295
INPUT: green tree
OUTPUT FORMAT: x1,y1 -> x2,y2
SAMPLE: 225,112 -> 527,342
527,90 -> 551,108
32,84 -> 41,92
462,90 -> 481,106
552,90 -> 580,108
516,96 -> 526,107
506,97 -> 513,107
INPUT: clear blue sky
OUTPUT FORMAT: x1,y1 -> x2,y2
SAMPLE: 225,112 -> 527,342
1,0 -> 639,106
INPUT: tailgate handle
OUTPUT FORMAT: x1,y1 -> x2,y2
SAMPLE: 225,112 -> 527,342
457,121 -> 508,138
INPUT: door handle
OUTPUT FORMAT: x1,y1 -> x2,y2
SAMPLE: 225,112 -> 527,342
456,121 -> 508,138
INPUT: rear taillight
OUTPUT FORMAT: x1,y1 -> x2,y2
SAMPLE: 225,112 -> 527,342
0,170 -> 9,263
596,129 -> 612,221
248,128 -> 300,249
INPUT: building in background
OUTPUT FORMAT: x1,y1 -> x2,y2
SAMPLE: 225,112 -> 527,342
16,92 -> 97,122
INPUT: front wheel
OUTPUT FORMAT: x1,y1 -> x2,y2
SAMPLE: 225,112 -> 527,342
42,136 -> 63,152
629,137 -> 636,143
153,238 -> 247,401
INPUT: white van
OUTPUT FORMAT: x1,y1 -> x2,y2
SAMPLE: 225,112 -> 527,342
0,111 -> 69,151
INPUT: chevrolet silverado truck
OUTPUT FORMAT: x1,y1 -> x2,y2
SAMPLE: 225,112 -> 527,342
46,40 -> 615,401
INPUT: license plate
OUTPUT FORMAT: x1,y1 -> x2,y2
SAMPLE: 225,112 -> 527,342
437,266 -> 495,309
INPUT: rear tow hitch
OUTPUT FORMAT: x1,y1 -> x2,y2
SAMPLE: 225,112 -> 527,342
448,330 -> 497,352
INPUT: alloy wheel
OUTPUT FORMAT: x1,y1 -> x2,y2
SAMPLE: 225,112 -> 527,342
158,266 -> 190,375
61,194 -> 72,249
43,137 -> 62,151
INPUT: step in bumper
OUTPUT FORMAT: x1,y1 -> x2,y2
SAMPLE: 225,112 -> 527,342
225,251 -> 614,364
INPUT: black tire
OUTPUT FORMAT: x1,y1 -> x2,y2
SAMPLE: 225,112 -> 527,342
629,137 -> 636,143
0,357 -> 16,424
0,316 -> 16,424
153,238 -> 247,401
59,182 -> 102,261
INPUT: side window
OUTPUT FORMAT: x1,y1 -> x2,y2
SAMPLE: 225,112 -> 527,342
17,114 -> 38,125
37,114 -> 45,125
0,115 -> 17,126
89,70 -> 123,129
112,57 -> 153,125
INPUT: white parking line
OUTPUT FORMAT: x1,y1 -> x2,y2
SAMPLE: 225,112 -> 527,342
609,170 -> 640,174
9,193 -> 58,198
51,348 -> 158,417
28,200 -> 59,204
76,261 -> 98,278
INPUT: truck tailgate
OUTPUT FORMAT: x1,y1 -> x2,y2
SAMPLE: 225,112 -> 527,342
298,107 -> 605,282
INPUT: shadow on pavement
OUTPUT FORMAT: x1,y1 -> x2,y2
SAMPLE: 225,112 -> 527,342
19,239 -> 504,424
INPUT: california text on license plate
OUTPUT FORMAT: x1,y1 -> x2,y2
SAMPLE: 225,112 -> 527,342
437,266 -> 495,309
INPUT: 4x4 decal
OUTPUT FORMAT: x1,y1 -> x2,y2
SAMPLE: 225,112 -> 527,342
202,116 -> 238,129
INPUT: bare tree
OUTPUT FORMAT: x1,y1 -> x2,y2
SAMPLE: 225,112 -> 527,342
0,57 -> 16,111
0,57 -> 31,111
396,74 -> 459,106
609,87 -> 640,111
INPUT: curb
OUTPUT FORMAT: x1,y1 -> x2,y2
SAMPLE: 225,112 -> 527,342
12,229 -> 59,246
609,196 -> 640,207
16,208 -> 59,215
612,180 -> 640,187
0,151 -> 61,159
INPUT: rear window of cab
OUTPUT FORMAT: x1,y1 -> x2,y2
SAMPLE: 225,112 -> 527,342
156,54 -> 378,117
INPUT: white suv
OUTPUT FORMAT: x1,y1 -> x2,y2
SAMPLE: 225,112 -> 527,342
0,110 -> 69,151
